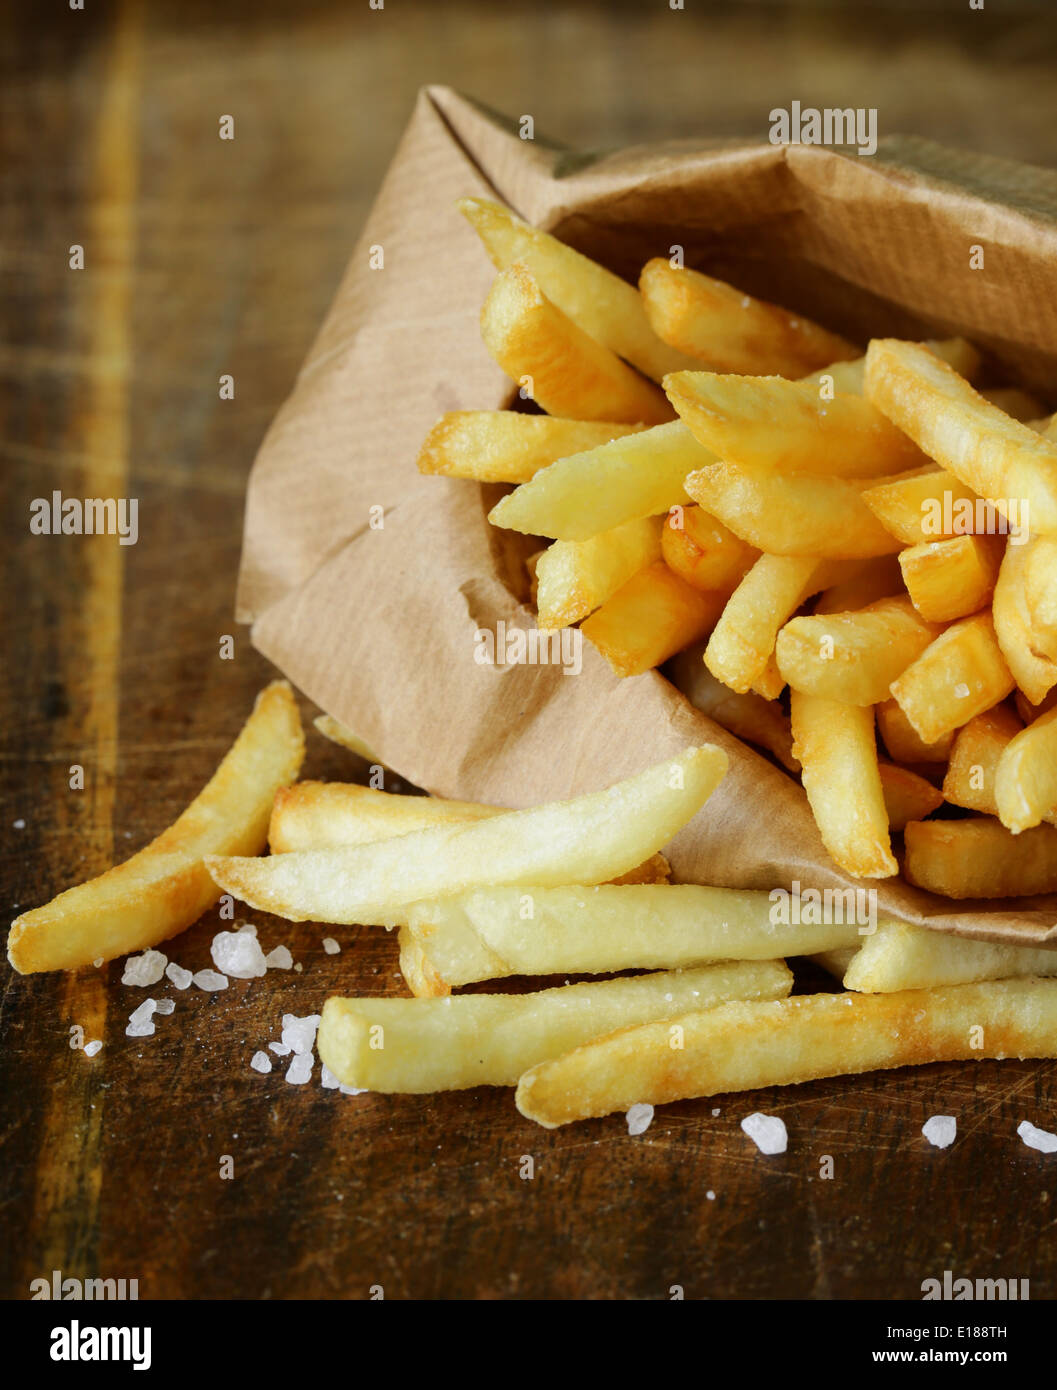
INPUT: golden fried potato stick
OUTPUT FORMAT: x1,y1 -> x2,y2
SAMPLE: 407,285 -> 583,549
993,538 -> 1057,706
904,816 -> 1057,898
995,706 -> 1057,834
209,745 -> 728,925
481,263 -> 672,425
812,555 -> 904,615
580,561 -> 728,677
639,257 -> 857,377
897,533 -> 1003,623
876,698 -> 953,764
457,196 -> 698,381
8,682 -> 304,974
942,706 -> 1026,816
890,611 -> 1014,745
318,959 -> 793,1092
878,762 -> 944,831
515,978 -> 1057,1127
860,466 -> 983,546
661,505 -> 758,594
667,648 -> 798,771
845,919 -> 1057,993
865,339 -> 1057,535
535,517 -> 663,628
1024,535 -> 1057,662
416,411 -> 645,484
313,714 -> 382,764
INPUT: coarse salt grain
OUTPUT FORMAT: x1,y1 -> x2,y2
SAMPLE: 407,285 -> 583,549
954,682 -> 971,699
286,1053 -> 313,1085
322,938 -> 340,955
626,1103 -> 654,1136
268,1040 -> 292,1056
165,962 -> 193,990
1018,1120 -> 1057,1153
13,819 -> 25,830
265,945 -> 293,970
922,1115 -> 957,1149
192,969 -> 228,992
250,1051 -> 272,1074
320,1063 -> 341,1089
93,958 -> 104,969
153,998 -> 175,1016
281,1012 -> 322,1055
211,929 -> 267,979
121,949 -> 167,987
83,1040 -> 103,1057
741,1112 -> 788,1155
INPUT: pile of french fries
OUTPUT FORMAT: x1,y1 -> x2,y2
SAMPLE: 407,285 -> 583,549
11,200 -> 1057,1134
419,195 -> 1057,896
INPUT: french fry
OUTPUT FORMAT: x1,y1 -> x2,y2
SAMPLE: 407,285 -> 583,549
878,762 -> 944,830
415,411 -> 645,484
809,946 -> 858,980
487,420 -> 708,541
876,697 -> 954,764
979,386 -> 1046,422
405,884 -> 862,989
457,196 -> 698,381
790,691 -> 897,878
750,652 -> 786,702
397,925 -> 449,999
318,960 -> 793,1092
207,744 -> 728,925
775,596 -> 940,705
580,561 -> 728,677
667,648 -> 798,771
480,264 -> 673,425
661,504 -> 758,593
904,816 -> 1057,898
844,919 -> 1057,993
535,516 -> 664,628
897,533 -> 1004,622
865,339 -> 1057,535
313,714 -> 382,764
685,462 -> 903,558
515,979 -> 1057,1127
704,554 -> 845,694
639,257 -> 858,377
1016,686 -> 1057,725
7,682 -> 304,974
992,538 -> 1057,705
664,371 -> 926,477
889,612 -> 1015,744
1024,535 -> 1057,662
995,706 -> 1057,834
798,338 -> 981,396
269,781 -> 671,885
812,555 -> 904,615
942,706 -> 1031,818
860,466 -> 983,546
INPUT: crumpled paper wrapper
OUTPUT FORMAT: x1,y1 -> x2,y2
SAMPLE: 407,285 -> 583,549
237,85 -> 1057,947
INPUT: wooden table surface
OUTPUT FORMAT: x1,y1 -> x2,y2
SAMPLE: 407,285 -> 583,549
5,0 -> 1057,1301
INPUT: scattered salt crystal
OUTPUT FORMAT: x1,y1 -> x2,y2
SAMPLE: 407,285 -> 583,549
121,949 -> 167,987
954,682 -> 970,699
83,1040 -> 103,1057
706,1190 -> 716,1201
322,938 -> 340,955
286,1053 -> 313,1085
626,1103 -> 654,1136
129,999 -> 158,1027
265,945 -> 293,970
210,929 -> 267,979
341,1084 -> 367,1096
125,1000 -> 157,1039
153,998 -> 175,1016
294,963 -> 303,973
125,1019 -> 155,1038
711,1108 -> 721,1116
281,1012 -> 322,1055
740,295 -> 750,308
250,1051 -> 272,1074
268,1040 -> 292,1056
237,922 -> 258,936
1018,1120 -> 1057,1153
741,1112 -> 788,1155
165,962 -> 193,990
922,1115 -> 957,1149
93,958 -> 103,969
321,1063 -> 341,1089
192,969 -> 228,991
13,818 -> 25,830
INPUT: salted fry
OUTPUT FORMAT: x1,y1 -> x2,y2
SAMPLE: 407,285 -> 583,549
415,411 -> 644,484
7,683 -> 304,974
515,979 -> 1057,1127
844,919 -> 1057,993
860,467 -> 984,546
665,370 -> 926,477
993,538 -> 1057,705
904,816 -> 1057,898
639,257 -> 857,377
685,462 -> 902,558
406,884 -> 861,989
397,925 -> 449,999
878,762 -> 944,830
488,420 -> 708,541
457,196 -> 697,381
865,339 -> 1057,535
812,555 -> 904,615
704,554 -> 845,694
890,611 -> 1014,744
995,706 -> 1057,834
897,533 -> 1003,622
661,504 -> 758,593
775,596 -> 940,706
942,706 -> 1034,818
876,697 -> 954,764
1024,535 -> 1057,661
318,960 -> 793,1092
207,744 -> 728,925
535,516 -> 663,628
667,648 -> 798,771
581,561 -> 728,677
791,692 -> 896,878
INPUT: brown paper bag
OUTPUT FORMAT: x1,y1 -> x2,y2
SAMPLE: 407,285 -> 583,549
237,85 -> 1057,947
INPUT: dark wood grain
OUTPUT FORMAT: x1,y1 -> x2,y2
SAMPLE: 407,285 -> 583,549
4,0 -> 1057,1301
